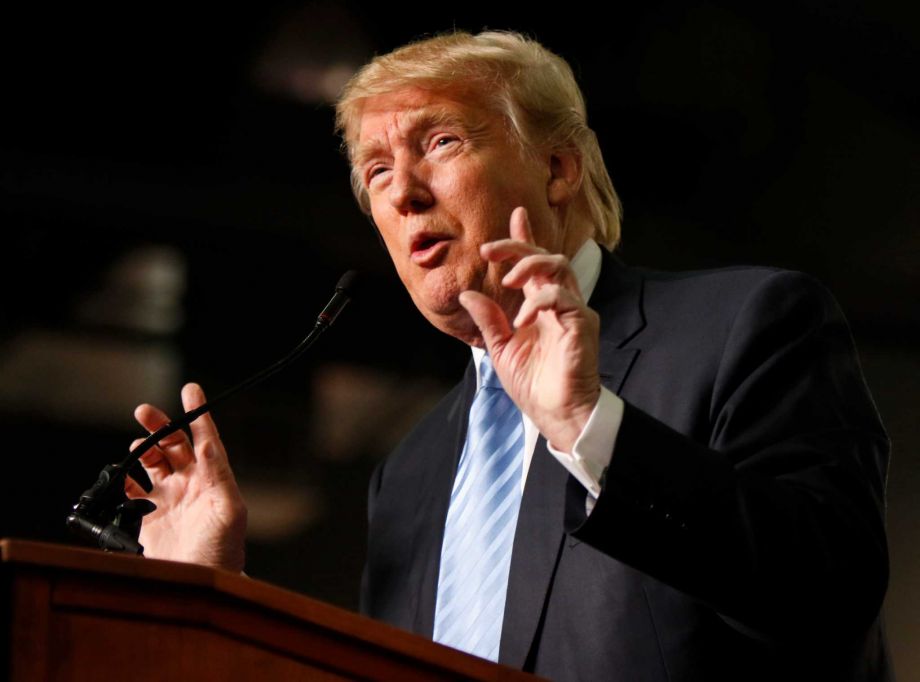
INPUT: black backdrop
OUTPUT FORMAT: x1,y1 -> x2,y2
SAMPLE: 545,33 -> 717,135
2,2 -> 917,677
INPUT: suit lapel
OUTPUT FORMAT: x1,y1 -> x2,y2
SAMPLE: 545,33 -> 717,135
499,250 -> 646,668
591,252 -> 646,351
500,436 -> 569,668
594,252 -> 645,394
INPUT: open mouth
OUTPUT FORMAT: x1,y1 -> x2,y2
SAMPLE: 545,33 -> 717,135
410,233 -> 452,266
415,236 -> 442,251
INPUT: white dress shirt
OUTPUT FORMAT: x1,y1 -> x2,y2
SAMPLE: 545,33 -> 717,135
470,239 -> 625,512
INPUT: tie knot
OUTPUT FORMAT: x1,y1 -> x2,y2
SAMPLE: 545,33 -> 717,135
479,355 -> 503,390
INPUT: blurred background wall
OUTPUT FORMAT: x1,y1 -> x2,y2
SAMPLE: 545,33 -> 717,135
1,1 -> 917,676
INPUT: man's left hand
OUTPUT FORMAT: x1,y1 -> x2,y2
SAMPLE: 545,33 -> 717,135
459,206 -> 601,452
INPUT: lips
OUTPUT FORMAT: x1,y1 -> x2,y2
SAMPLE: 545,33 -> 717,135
410,231 -> 453,266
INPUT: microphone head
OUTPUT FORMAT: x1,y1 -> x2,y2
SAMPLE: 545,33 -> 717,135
336,270 -> 358,297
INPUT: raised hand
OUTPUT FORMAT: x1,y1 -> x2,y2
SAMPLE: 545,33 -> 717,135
459,207 -> 601,452
125,383 -> 247,572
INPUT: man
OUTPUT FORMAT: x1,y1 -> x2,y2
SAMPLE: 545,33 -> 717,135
129,31 -> 891,680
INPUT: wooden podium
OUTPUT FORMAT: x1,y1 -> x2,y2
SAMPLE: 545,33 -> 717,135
1,539 -> 539,681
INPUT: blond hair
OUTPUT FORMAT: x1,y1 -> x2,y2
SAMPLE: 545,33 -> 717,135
335,30 -> 622,249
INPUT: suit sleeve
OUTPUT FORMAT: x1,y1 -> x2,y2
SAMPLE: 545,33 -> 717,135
569,270 -> 889,643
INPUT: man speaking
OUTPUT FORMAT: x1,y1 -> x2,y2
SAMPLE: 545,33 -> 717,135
127,31 -> 891,680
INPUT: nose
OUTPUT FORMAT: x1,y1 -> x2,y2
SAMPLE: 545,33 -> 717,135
388,158 -> 434,214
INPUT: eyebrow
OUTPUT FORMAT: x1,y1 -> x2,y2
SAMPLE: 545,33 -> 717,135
352,106 -> 480,168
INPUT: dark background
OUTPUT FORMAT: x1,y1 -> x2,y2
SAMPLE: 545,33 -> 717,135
2,2 -> 917,676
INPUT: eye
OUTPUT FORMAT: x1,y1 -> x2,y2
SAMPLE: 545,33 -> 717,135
430,134 -> 459,151
365,165 -> 390,186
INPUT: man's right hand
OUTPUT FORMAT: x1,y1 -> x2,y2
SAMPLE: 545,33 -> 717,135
125,382 -> 247,573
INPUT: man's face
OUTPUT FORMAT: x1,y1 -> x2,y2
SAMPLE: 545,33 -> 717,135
353,87 -> 565,345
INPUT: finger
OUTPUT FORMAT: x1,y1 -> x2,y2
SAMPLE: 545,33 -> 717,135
125,477 -> 163,515
501,254 -> 579,291
181,383 -> 220,443
134,403 -> 193,450
181,383 -> 234,484
134,439 -> 167,468
458,290 -> 514,355
130,438 -> 172,484
513,284 -> 582,328
480,239 -> 544,263
125,474 -> 149,499
127,461 -> 153,493
134,403 -> 195,470
132,438 -> 168,468
479,206 -> 539,262
509,206 -> 535,244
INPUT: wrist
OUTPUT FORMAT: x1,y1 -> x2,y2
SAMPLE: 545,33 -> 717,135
542,388 -> 601,452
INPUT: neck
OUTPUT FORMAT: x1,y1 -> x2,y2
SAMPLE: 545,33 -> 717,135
559,215 -> 594,259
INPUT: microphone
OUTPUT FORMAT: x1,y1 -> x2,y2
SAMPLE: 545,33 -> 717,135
66,271 -> 358,554
317,270 -> 357,329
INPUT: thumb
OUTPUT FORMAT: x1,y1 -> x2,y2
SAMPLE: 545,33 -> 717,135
459,290 -> 513,355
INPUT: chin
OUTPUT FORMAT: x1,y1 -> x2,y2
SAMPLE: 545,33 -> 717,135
424,307 -> 482,346
407,271 -> 521,347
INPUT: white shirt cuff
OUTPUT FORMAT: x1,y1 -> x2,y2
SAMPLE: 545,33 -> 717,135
546,387 -> 624,500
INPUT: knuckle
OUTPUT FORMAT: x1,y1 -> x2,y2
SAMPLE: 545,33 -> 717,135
198,438 -> 221,459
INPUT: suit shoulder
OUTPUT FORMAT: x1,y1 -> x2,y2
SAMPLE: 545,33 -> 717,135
606,262 -> 847,393
640,263 -> 789,294
636,264 -> 838,320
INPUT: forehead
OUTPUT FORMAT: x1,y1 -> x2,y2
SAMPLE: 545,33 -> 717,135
352,88 -> 493,149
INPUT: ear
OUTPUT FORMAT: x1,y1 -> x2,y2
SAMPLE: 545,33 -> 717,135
546,148 -> 583,207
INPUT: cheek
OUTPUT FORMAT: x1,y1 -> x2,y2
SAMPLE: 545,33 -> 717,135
368,206 -> 402,257
434,164 -> 495,222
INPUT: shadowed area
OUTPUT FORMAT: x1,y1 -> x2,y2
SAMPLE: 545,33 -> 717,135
1,3 -> 917,677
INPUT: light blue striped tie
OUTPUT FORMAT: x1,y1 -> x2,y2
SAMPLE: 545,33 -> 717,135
433,355 -> 524,661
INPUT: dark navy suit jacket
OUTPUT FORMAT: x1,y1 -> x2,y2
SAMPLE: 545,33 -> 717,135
361,253 -> 891,681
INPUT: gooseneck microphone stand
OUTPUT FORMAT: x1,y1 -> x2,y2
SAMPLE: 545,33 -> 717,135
66,271 -> 357,555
